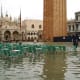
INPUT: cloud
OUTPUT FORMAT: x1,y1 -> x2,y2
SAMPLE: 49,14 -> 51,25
0,0 -> 43,20
67,0 -> 80,19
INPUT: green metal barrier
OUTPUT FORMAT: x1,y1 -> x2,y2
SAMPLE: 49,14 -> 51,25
0,42 -> 66,57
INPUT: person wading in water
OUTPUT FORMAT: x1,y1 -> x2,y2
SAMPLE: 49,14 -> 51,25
72,34 -> 79,50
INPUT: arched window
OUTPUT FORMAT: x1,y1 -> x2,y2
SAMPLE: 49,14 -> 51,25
27,37 -> 30,41
39,25 -> 42,29
32,24 -> 34,28
4,30 -> 11,41
31,37 -> 34,41
34,37 -> 36,39
13,31 -> 19,41
31,32 -> 33,35
34,32 -> 35,35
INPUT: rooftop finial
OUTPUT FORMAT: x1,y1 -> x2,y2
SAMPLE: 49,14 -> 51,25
5,11 -> 8,17
1,4 -> 3,18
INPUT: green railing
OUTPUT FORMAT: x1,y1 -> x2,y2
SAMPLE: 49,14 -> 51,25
0,42 -> 66,57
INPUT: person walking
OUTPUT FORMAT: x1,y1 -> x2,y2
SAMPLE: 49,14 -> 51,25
72,34 -> 79,49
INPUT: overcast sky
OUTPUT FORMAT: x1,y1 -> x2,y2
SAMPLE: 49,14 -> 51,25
0,0 -> 80,20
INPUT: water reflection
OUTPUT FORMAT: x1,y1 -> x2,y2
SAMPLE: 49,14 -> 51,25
0,53 -> 45,80
43,52 -> 66,80
65,51 -> 80,80
0,51 -> 80,80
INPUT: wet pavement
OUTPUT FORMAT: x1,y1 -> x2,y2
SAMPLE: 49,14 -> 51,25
0,42 -> 80,80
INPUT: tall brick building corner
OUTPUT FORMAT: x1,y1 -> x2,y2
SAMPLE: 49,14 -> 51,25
43,0 -> 67,41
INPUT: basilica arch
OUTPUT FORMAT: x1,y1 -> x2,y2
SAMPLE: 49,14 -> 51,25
13,31 -> 19,41
4,30 -> 11,41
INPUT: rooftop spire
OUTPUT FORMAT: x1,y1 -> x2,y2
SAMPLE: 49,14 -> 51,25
20,9 -> 21,30
1,4 -> 3,18
5,11 -> 8,17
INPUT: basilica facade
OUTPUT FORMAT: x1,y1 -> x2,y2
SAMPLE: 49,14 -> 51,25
0,11 -> 43,42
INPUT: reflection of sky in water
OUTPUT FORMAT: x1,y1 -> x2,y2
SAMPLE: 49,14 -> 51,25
0,53 -> 45,80
0,51 -> 80,80
65,51 -> 80,80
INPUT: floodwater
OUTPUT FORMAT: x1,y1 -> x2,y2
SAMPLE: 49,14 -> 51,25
0,50 -> 80,80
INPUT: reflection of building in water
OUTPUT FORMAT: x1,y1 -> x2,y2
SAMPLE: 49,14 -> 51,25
43,53 -> 66,80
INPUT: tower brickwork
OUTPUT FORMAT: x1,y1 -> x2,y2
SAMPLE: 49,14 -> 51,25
43,0 -> 67,41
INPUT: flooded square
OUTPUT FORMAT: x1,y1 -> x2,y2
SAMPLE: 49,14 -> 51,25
0,42 -> 80,80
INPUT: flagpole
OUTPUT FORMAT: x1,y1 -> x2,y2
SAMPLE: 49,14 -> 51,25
20,9 -> 21,31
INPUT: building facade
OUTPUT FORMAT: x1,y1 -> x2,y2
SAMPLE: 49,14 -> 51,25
22,19 -> 43,41
43,0 -> 67,41
0,14 -> 43,41
67,12 -> 80,37
0,5 -> 43,42
0,14 -> 25,41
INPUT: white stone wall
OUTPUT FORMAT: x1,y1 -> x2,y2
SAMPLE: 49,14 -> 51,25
78,16 -> 80,21
78,24 -> 80,31
23,19 -> 43,41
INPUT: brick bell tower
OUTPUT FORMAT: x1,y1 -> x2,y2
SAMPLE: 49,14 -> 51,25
43,0 -> 67,41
